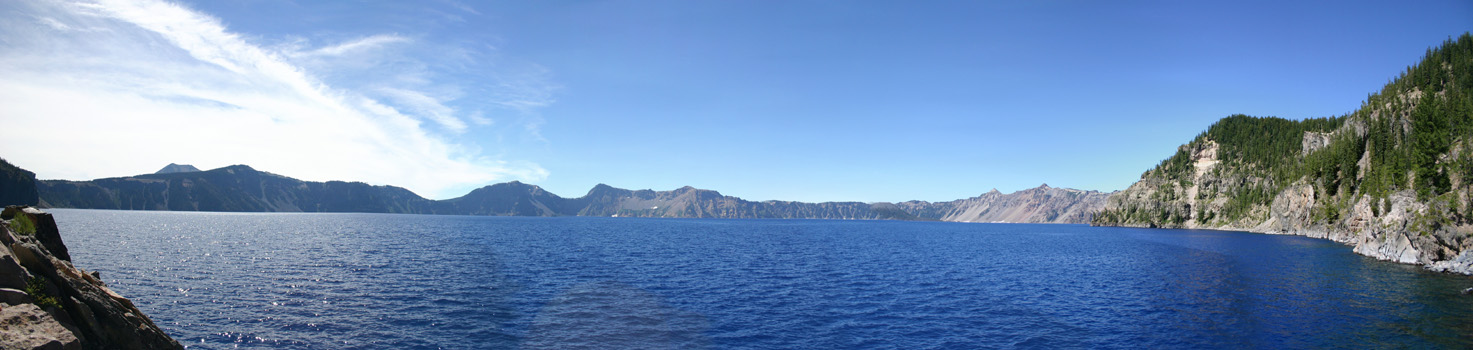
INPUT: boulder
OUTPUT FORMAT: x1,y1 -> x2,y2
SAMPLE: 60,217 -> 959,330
1,206 -> 23,220
0,207 -> 181,349
0,246 -> 31,290
20,208 -> 70,262
0,303 -> 81,350
0,287 -> 33,305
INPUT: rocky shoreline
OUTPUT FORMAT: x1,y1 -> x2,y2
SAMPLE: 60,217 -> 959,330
1093,139 -> 1473,275
0,206 -> 180,350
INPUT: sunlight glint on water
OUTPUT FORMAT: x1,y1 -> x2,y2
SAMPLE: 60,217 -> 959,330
50,209 -> 1473,349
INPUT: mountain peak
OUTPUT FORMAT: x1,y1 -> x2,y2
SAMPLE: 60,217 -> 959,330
155,163 -> 201,174
218,164 -> 256,172
586,183 -> 628,196
494,181 -> 545,191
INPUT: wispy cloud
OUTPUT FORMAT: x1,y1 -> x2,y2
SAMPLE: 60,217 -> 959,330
443,0 -> 482,16
34,16 -> 73,31
0,0 -> 551,199
293,34 -> 411,58
375,87 -> 468,132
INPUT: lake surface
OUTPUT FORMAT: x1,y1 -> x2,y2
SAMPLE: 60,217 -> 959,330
48,209 -> 1473,349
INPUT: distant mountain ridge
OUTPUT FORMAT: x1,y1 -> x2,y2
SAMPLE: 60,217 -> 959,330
23,163 -> 1112,223
899,184 -> 1111,224
39,165 -> 432,213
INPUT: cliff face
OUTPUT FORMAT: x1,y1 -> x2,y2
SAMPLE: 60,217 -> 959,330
0,206 -> 181,349
1094,34 -> 1473,273
0,158 -> 39,207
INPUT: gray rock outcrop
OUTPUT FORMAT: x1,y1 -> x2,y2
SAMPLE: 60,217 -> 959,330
0,206 -> 181,349
0,303 -> 79,350
1094,116 -> 1473,273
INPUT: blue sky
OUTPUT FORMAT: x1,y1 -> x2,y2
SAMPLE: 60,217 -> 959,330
1,1 -> 1469,202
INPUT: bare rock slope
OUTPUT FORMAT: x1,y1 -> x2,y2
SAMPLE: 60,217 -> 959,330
899,184 -> 1112,224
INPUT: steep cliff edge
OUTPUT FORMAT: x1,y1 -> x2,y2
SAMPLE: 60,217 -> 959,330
1094,34 -> 1473,273
0,158 -> 39,207
0,206 -> 181,349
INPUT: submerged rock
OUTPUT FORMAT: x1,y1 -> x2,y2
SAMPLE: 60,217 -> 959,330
0,206 -> 181,349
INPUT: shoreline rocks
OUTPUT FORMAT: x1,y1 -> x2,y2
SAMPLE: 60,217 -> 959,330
0,206 -> 181,350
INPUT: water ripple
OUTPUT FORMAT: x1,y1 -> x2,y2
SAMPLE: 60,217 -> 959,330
46,210 -> 1473,349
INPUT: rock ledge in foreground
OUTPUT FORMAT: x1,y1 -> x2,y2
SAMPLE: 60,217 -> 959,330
0,206 -> 181,350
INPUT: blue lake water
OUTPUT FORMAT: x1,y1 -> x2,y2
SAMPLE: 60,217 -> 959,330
48,209 -> 1473,349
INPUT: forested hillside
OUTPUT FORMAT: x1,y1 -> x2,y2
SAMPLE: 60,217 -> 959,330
1094,33 -> 1473,273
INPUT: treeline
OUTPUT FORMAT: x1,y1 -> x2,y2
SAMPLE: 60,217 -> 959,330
1099,32 -> 1473,228
1352,34 -> 1473,202
1150,115 -> 1343,184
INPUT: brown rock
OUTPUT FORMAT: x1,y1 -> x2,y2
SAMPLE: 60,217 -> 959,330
19,208 -> 70,262
0,246 -> 31,290
0,207 -> 181,349
0,303 -> 81,350
0,287 -> 33,305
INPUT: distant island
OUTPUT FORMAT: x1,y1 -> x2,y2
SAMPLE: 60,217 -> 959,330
0,161 -> 1112,224
1094,33 -> 1473,274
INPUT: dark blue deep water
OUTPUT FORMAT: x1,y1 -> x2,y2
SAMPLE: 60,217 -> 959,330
48,209 -> 1473,349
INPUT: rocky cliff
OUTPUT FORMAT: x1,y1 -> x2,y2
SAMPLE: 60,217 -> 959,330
0,206 -> 181,349
33,164 -> 1110,223
0,158 -> 39,207
1094,34 -> 1473,273
899,184 -> 1112,224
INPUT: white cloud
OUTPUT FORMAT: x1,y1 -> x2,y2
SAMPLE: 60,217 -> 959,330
35,16 -> 72,31
375,87 -> 468,132
467,111 -> 493,126
0,0 -> 549,199
293,34 -> 410,58
444,0 -> 482,16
